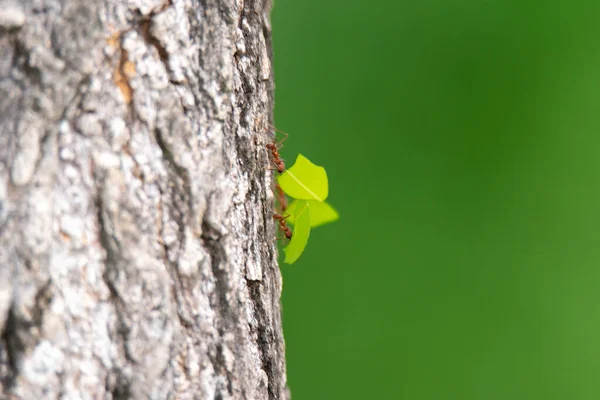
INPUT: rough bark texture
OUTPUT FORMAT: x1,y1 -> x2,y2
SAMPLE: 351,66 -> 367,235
0,0 -> 288,398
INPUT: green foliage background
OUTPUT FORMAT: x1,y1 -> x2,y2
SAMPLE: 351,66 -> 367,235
272,1 -> 600,399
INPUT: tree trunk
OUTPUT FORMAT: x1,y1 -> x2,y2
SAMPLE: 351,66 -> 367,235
0,0 -> 288,398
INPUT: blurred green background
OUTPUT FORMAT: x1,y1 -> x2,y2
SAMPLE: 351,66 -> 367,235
271,1 -> 600,399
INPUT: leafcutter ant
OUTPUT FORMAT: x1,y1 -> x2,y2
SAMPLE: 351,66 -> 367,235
273,213 -> 292,240
265,124 -> 289,174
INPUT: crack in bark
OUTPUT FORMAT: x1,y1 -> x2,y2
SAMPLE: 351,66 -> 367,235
200,214 -> 237,397
0,279 -> 53,393
153,127 -> 193,215
152,126 -> 200,329
140,17 -> 169,64
201,218 -> 228,319
11,37 -> 42,89
108,373 -> 133,400
247,280 -> 278,399
108,0 -> 175,100
131,0 -> 178,85
95,186 -> 135,396
154,176 -> 196,333
0,305 -> 19,391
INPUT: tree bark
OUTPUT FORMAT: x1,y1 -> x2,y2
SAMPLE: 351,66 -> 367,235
0,0 -> 288,398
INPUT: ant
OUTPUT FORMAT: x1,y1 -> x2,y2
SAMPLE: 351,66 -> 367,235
265,124 -> 289,174
274,183 -> 288,212
273,213 -> 292,240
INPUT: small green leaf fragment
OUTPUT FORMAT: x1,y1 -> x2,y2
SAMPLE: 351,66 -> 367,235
306,201 -> 339,228
285,200 -> 340,228
283,201 -> 311,264
277,154 -> 328,201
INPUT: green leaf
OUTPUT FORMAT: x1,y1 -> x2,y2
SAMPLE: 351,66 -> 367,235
277,154 -> 328,201
305,201 -> 339,227
285,200 -> 340,228
283,200 -> 311,264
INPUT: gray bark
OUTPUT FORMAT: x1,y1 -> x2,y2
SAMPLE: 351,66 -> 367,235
0,0 -> 288,398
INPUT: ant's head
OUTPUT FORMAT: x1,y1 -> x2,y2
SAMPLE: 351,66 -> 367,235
266,143 -> 275,150
285,230 -> 292,239
277,163 -> 285,173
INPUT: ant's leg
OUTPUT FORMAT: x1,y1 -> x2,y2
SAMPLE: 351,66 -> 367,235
264,158 -> 280,171
267,157 -> 284,169
267,123 -> 290,139
267,123 -> 289,148
265,163 -> 285,173
280,213 -> 291,221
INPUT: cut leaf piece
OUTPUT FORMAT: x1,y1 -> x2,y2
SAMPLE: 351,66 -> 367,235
277,154 -> 328,201
285,200 -> 340,228
283,200 -> 311,264
306,201 -> 339,228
